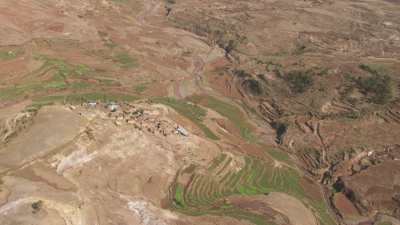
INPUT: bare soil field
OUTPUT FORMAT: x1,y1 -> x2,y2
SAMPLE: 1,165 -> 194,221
0,0 -> 399,224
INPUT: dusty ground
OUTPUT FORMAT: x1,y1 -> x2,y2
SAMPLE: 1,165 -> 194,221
0,0 -> 399,224
229,193 -> 318,225
0,104 -> 235,225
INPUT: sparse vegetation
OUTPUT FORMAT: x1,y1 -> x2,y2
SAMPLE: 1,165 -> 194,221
310,201 -> 337,225
113,52 -> 138,69
169,154 -> 335,225
233,69 -> 251,79
170,17 -> 246,59
31,200 -> 43,213
341,64 -> 393,105
208,154 -> 227,171
378,222 -> 393,225
0,84 -> 40,100
267,148 -> 291,163
69,81 -> 92,90
133,83 -> 148,94
285,70 -> 314,93
33,92 -> 138,105
98,78 -> 120,86
0,55 -> 94,100
165,0 -> 176,16
98,31 -> 118,48
356,73 -> 392,104
264,61 -> 284,77
35,55 -> 92,77
189,95 -> 256,142
241,79 -> 264,96
359,63 -> 387,76
271,121 -> 288,145
0,49 -> 23,60
2,1 -> 400,225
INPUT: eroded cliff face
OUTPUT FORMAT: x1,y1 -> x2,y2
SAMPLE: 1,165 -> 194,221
0,0 -> 399,225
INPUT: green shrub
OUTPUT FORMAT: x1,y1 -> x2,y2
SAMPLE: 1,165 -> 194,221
242,79 -> 263,96
133,83 -> 148,93
359,64 -> 384,76
286,70 -> 313,93
113,52 -> 138,68
356,74 -> 392,104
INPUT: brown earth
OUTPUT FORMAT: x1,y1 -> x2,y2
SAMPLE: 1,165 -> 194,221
0,0 -> 399,224
333,193 -> 362,221
229,193 -> 318,225
0,104 -> 239,225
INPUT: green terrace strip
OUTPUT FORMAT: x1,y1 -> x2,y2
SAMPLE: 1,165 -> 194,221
69,81 -> 92,90
310,201 -> 337,225
0,83 -> 42,100
188,95 -> 256,142
153,97 -> 219,140
133,83 -> 148,94
169,154 -> 336,225
208,154 -> 227,171
266,148 -> 291,164
113,52 -> 138,69
0,55 -> 93,100
35,55 -> 91,76
98,78 -> 120,86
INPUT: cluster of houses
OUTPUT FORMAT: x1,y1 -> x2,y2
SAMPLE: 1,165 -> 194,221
84,101 -> 189,137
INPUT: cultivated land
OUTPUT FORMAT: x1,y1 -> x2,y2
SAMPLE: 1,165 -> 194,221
0,0 -> 399,225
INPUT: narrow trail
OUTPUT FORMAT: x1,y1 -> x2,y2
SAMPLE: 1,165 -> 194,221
135,0 -> 162,27
173,46 -> 220,99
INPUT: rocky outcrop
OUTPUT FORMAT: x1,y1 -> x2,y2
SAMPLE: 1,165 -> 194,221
0,111 -> 33,144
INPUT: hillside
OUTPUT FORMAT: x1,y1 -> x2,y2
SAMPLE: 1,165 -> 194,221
0,1 -> 399,225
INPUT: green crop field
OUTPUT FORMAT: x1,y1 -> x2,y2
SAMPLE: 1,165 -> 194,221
169,154 -> 335,225
113,51 -> 138,68
189,95 -> 256,142
266,148 -> 292,164
0,55 -> 93,100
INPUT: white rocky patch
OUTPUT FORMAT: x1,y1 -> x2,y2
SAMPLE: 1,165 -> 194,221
56,149 -> 97,175
127,200 -> 167,225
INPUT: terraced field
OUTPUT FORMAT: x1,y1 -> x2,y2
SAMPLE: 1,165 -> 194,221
0,55 -> 92,100
1,0 -> 399,224
169,153 -> 335,225
0,54 -> 133,102
189,95 -> 256,142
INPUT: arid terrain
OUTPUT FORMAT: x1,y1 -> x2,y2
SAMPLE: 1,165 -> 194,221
0,0 -> 399,225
